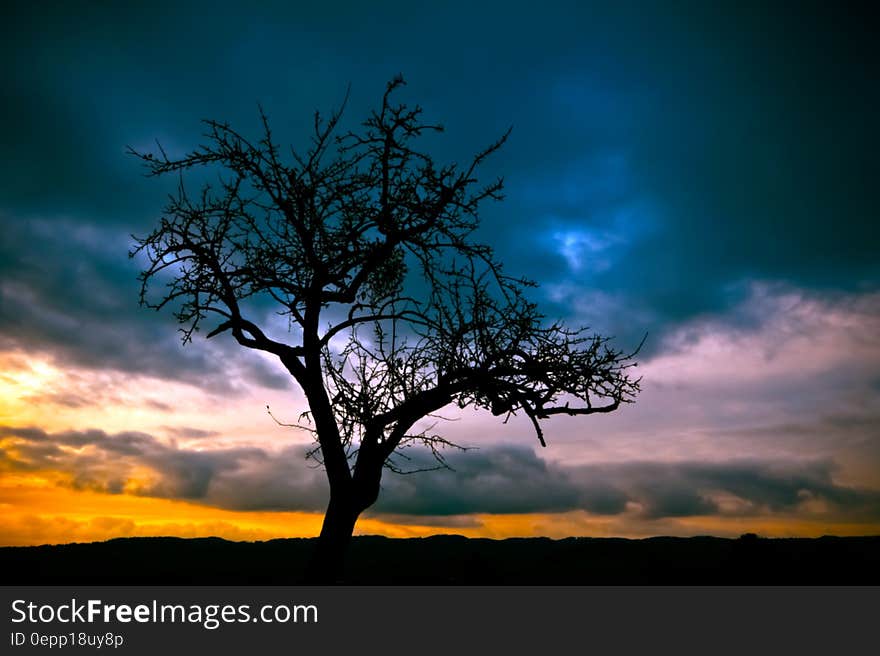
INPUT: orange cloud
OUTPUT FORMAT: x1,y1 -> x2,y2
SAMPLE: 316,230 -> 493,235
2,470 -> 878,547
0,472 -> 478,546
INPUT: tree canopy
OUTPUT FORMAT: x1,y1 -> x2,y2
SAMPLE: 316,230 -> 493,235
131,76 -> 641,579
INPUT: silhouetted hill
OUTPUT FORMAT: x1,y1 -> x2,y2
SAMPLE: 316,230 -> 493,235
2,534 -> 878,584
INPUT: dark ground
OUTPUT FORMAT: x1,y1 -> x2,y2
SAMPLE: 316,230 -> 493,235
2,534 -> 878,584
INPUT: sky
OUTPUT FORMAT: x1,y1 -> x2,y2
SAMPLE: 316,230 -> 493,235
1,1 -> 878,545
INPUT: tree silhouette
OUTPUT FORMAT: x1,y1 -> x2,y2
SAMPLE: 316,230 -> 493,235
130,76 -> 641,581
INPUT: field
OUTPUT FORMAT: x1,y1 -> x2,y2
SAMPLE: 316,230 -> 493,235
2,534 -> 878,585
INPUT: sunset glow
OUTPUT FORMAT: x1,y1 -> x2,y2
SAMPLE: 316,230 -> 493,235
2,2 -> 877,548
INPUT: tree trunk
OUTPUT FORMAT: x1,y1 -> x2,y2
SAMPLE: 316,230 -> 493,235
302,493 -> 361,583
301,432 -> 385,583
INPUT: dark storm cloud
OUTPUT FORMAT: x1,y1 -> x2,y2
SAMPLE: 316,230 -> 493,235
373,447 -> 880,521
376,447 -> 588,516
2,2 -> 877,365
0,213 -> 291,392
0,424 -> 328,510
568,460 -> 877,520
3,425 -> 878,521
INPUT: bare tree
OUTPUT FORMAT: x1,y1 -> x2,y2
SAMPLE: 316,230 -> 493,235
130,76 -> 641,581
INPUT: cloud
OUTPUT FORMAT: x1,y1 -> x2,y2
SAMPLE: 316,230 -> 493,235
418,283 -> 880,485
3,425 -> 878,523
0,425 -> 327,510
375,446 -> 585,516
160,426 -> 220,439
566,460 -> 879,520
648,283 -> 880,386
374,446 -> 880,522
0,214 -> 292,394
2,3 -> 876,347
